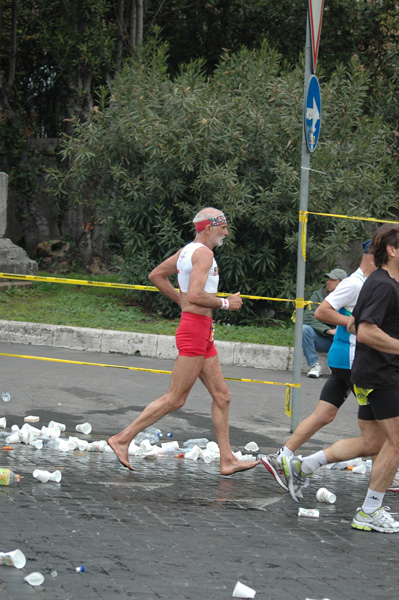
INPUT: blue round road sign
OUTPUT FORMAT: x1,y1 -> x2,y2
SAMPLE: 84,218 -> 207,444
304,75 -> 321,152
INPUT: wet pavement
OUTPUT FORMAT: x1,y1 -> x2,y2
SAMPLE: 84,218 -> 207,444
0,343 -> 398,599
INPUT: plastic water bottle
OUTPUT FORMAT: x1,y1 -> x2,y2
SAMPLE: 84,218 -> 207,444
134,426 -> 163,444
330,458 -> 363,470
1,392 -> 10,403
183,438 -> 209,449
0,468 -> 21,485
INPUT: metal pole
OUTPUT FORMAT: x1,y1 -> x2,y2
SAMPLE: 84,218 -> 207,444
291,8 -> 312,431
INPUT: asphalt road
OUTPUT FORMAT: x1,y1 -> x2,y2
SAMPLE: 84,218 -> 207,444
0,343 -> 397,600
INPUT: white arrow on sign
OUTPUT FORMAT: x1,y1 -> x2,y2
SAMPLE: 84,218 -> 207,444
306,97 -> 320,133
308,0 -> 324,73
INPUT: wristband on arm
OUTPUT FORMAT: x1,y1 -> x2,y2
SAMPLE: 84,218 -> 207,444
220,298 -> 229,310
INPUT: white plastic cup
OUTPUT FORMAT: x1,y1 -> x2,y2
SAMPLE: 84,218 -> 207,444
127,441 -> 140,455
0,417 -> 6,428
244,441 -> 259,452
48,470 -> 62,482
140,439 -> 153,452
5,433 -> 21,444
143,448 -> 160,459
206,441 -> 219,453
352,463 -> 367,474
33,469 -> 61,483
232,580 -> 256,598
242,454 -> 256,462
68,436 -> 80,450
24,572 -> 44,586
48,420 -> 66,432
0,549 -> 26,569
33,469 -> 51,483
184,445 -> 201,461
21,424 -> 41,445
201,450 -> 214,464
78,440 -> 89,451
316,487 -> 336,504
161,441 -> 179,451
87,441 -> 107,452
48,438 -> 70,452
75,422 -> 92,434
42,425 -> 61,439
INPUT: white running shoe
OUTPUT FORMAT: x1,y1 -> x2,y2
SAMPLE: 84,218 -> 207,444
307,362 -> 322,378
351,506 -> 399,533
282,456 -> 311,502
261,454 -> 288,491
388,470 -> 399,492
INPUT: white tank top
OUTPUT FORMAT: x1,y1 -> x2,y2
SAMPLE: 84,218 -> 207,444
177,242 -> 219,293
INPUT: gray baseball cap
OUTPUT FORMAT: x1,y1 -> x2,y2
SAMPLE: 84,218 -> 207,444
325,268 -> 347,280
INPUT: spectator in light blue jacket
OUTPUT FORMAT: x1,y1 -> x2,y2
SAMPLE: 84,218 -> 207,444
303,268 -> 347,378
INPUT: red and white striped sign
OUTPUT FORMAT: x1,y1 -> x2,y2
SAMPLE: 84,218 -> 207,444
308,0 -> 324,73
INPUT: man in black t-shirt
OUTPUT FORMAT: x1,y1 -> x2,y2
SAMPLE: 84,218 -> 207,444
281,224 -> 399,533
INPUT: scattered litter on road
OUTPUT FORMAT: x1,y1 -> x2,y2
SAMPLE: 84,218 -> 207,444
244,441 -> 259,452
298,508 -> 320,518
33,469 -> 62,483
316,488 -> 336,504
75,422 -> 92,434
24,572 -> 44,586
232,580 -> 256,598
0,549 -> 26,569
0,468 -> 20,485
352,463 -> 367,474
75,565 -> 85,573
24,415 -> 40,423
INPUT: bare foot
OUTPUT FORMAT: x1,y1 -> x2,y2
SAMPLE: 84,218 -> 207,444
220,458 -> 261,476
108,436 -> 134,471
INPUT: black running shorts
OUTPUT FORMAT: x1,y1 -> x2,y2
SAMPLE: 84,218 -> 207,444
319,367 -> 353,408
357,387 -> 399,421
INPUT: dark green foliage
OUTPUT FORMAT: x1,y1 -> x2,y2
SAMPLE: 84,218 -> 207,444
47,36 -> 397,323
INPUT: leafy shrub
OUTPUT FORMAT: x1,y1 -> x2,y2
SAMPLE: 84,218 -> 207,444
47,35 -> 397,323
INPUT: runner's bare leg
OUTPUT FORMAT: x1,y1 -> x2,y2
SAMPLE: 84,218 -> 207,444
199,355 -> 260,475
108,355 -> 205,470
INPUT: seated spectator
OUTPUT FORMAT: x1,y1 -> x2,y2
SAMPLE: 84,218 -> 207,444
303,268 -> 347,378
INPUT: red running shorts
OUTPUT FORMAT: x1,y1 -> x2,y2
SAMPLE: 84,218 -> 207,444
176,312 -> 218,358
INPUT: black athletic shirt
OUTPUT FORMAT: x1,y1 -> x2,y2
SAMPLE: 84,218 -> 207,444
351,268 -> 399,389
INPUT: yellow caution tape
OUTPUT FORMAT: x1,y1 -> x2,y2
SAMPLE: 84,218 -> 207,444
291,298 -> 314,323
285,386 -> 292,416
299,210 -> 308,261
0,352 -> 300,389
307,211 -> 399,225
0,272 -> 301,303
0,272 -> 157,292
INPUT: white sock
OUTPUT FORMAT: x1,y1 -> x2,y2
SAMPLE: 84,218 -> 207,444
362,489 -> 384,515
301,450 -> 328,474
276,445 -> 293,464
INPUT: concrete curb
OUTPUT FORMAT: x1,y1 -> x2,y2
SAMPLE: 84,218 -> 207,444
0,319 -> 328,372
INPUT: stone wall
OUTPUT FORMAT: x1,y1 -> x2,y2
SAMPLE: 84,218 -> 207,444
2,138 -> 109,273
